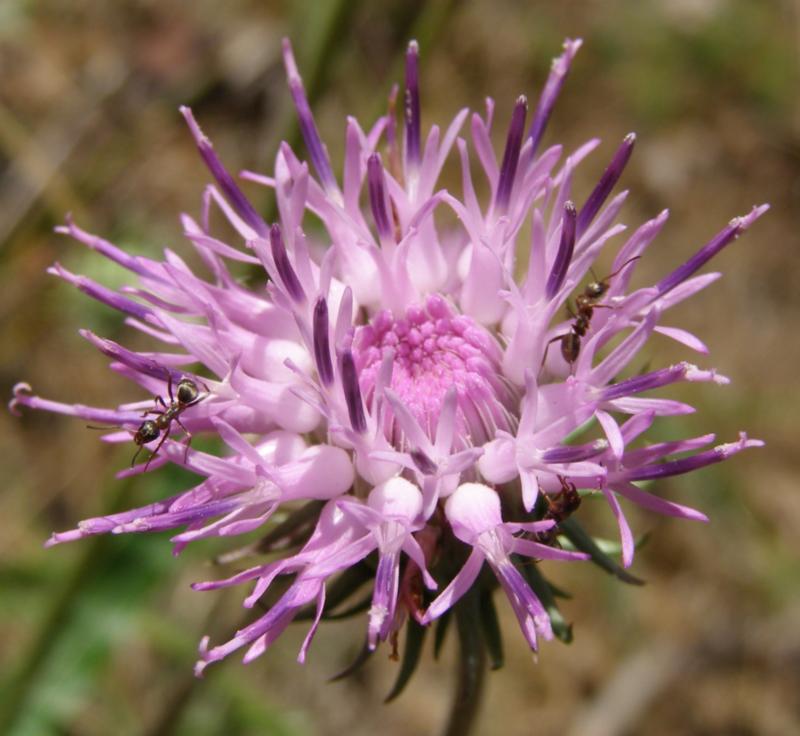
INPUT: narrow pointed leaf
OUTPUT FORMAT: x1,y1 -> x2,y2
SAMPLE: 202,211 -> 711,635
329,638 -> 374,682
559,517 -> 645,585
433,612 -> 451,660
478,592 -> 504,669
385,618 -> 427,703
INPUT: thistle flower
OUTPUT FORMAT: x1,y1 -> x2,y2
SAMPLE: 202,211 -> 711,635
11,36 -> 766,691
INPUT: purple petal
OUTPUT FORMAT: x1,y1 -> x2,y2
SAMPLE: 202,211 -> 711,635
528,38 -> 582,153
49,263 -> 153,321
511,537 -> 589,562
621,433 -> 762,482
180,107 -> 268,238
576,133 -> 635,236
281,39 -> 338,195
600,485 -> 635,567
369,549 -> 401,649
545,200 -> 577,299
312,297 -> 334,386
491,559 -> 551,649
269,223 -> 305,303
297,586 -> 327,663
340,349 -> 367,433
655,204 -> 769,297
541,438 -> 608,464
80,331 -> 184,384
367,153 -> 392,241
10,382 -> 141,425
494,95 -> 528,213
422,547 -> 484,623
404,40 -> 421,175
410,448 -> 437,475
56,215 -> 162,278
613,481 -> 709,522
600,362 -> 728,402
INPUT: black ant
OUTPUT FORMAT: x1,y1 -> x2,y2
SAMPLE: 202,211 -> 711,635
131,375 -> 204,469
538,476 -> 582,545
544,256 -> 641,369
90,374 -> 205,470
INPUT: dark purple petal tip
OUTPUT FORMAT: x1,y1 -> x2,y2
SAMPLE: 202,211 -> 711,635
601,362 -> 728,402
180,106 -> 269,238
624,433 -> 763,481
656,204 -> 769,297
341,350 -> 367,433
577,132 -> 635,236
545,200 -> 577,299
404,40 -> 421,172
269,223 -> 305,303
367,153 -> 392,240
528,38 -> 582,153
281,38 -> 338,195
410,448 -> 437,475
313,297 -> 334,386
495,95 -> 528,212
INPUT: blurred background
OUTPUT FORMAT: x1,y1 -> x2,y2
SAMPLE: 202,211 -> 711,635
1,1 -> 798,734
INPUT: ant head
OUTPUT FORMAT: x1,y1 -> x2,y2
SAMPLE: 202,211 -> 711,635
585,280 -> 607,299
135,420 -> 159,445
176,379 -> 200,405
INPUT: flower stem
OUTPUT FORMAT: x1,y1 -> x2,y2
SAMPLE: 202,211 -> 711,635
442,588 -> 487,736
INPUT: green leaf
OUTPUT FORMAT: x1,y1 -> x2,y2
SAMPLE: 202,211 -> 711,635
560,531 -> 651,557
478,592 -> 504,669
329,638 -> 374,682
384,618 -> 427,702
433,612 -> 451,660
559,517 -> 645,586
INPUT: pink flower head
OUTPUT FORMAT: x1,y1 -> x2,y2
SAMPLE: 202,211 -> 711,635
11,36 -> 766,681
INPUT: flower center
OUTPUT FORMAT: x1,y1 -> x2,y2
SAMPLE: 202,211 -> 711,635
352,295 -> 511,442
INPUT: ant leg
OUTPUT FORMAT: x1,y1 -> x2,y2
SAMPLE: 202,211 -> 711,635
143,395 -> 168,417
539,334 -> 564,373
143,426 -> 171,473
131,443 -> 146,467
166,371 -> 175,403
174,417 -> 193,463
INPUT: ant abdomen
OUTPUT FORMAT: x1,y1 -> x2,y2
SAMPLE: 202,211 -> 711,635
135,420 -> 160,445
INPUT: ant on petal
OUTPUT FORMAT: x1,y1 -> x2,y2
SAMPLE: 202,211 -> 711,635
132,374 -> 205,470
538,475 -> 582,546
543,256 -> 641,371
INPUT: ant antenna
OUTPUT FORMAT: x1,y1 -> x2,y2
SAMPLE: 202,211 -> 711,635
604,255 -> 641,282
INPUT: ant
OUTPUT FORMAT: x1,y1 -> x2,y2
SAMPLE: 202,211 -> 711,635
538,476 -> 582,545
544,256 -> 641,369
131,375 -> 204,469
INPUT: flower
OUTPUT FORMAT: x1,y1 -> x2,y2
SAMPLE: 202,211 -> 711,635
11,36 -> 766,681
